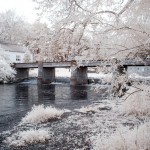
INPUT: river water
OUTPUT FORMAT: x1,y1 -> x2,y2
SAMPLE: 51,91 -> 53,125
0,79 -> 109,149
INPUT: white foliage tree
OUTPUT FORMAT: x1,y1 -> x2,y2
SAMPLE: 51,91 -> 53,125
0,10 -> 28,44
0,46 -> 16,83
33,0 -> 150,61
23,50 -> 32,63
25,21 -> 52,62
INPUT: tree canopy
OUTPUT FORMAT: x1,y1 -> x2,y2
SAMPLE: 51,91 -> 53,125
33,0 -> 150,61
0,1 -> 149,62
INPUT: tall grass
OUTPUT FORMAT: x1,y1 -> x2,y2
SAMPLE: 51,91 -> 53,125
21,105 -> 65,124
93,84 -> 150,150
93,122 -> 150,150
5,129 -> 50,146
122,85 -> 150,116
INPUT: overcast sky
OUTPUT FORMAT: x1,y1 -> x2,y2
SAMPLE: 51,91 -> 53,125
0,0 -> 38,23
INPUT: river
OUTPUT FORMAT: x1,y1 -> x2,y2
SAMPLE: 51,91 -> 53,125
0,79 -> 110,149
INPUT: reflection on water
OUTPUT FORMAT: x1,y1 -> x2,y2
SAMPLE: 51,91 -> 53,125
0,85 -> 16,116
0,80 -> 108,116
70,86 -> 88,100
37,84 -> 55,103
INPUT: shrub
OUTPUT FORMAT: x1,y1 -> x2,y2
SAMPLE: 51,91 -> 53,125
5,129 -> 50,146
21,105 -> 65,124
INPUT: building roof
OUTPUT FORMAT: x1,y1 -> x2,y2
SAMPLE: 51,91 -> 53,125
0,41 -> 26,53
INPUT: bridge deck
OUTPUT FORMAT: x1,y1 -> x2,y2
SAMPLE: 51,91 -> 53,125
14,63 -> 38,68
14,60 -> 150,68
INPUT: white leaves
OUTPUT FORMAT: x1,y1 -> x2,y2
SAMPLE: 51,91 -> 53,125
33,0 -> 150,60
0,10 -> 26,43
23,50 -> 32,63
0,46 -> 16,82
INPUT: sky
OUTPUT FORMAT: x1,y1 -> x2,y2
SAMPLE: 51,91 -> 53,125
0,0 -> 38,23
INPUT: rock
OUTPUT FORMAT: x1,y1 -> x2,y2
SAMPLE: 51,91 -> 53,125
99,106 -> 111,111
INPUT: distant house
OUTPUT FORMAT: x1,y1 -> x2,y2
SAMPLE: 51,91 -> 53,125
0,41 -> 32,63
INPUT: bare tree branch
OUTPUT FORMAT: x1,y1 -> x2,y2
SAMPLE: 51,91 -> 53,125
117,0 -> 135,16
103,26 -> 150,36
73,0 -> 135,18
109,44 -> 144,57
73,0 -> 117,16
123,89 -> 143,101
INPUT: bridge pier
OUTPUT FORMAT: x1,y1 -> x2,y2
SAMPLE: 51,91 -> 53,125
15,68 -> 29,81
38,61 -> 55,84
43,67 -> 55,83
70,66 -> 88,85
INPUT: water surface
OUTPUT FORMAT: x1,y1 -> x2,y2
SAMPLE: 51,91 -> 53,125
0,79 -> 111,150
0,79 -> 108,132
